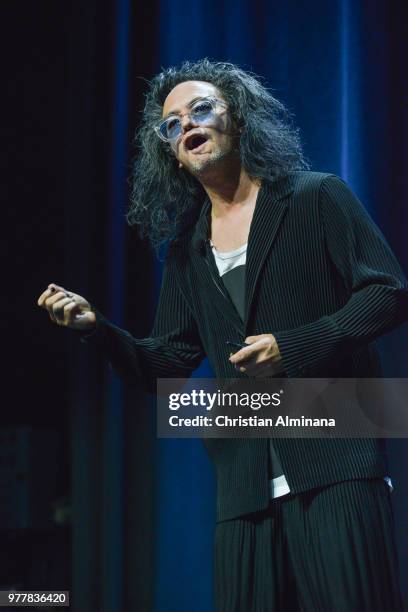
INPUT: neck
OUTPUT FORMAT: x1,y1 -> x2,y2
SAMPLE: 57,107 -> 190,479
199,158 -> 261,218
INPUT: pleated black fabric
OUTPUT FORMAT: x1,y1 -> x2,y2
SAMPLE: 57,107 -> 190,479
80,171 -> 408,522
214,478 -> 403,612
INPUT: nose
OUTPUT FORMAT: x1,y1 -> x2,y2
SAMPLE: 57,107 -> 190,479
180,112 -> 196,133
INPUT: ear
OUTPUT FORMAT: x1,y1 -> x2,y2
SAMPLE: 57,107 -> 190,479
179,162 -> 183,169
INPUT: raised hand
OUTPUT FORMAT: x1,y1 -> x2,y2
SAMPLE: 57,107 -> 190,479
37,283 -> 96,331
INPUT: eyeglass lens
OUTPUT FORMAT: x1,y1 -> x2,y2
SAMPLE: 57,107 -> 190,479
162,100 -> 215,141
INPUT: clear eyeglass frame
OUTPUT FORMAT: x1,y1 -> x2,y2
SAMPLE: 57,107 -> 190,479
154,97 -> 228,144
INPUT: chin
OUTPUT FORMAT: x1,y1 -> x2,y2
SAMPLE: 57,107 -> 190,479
188,148 -> 232,175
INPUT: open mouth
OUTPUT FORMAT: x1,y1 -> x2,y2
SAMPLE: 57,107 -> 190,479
184,133 -> 209,151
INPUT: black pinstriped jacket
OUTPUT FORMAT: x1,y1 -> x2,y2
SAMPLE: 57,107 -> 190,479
82,171 -> 408,522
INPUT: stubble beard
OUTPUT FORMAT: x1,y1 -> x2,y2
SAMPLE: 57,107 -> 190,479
187,143 -> 239,178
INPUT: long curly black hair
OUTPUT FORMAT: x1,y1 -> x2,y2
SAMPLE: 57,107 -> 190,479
127,59 -> 310,251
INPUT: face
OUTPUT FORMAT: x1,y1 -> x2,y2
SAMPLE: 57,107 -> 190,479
161,81 -> 239,177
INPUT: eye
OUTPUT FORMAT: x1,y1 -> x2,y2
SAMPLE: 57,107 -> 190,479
191,100 -> 213,116
164,116 -> 182,139
166,117 -> 179,131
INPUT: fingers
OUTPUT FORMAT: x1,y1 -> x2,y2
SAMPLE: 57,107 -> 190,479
37,284 -> 77,325
229,344 -> 258,364
41,291 -> 66,322
244,335 -> 259,344
52,296 -> 76,324
59,299 -> 81,326
230,345 -> 267,368
229,336 -> 282,375
229,336 -> 279,372
37,284 -> 66,307
52,297 -> 72,323
47,283 -> 66,293
37,283 -> 95,331
37,288 -> 53,307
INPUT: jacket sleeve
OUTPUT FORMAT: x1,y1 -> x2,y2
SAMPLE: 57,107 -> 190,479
274,174 -> 408,377
79,251 -> 205,391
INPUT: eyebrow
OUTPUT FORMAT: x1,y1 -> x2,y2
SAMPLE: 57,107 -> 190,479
163,96 -> 210,120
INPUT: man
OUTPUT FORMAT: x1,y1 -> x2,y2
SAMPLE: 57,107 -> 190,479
38,60 -> 408,611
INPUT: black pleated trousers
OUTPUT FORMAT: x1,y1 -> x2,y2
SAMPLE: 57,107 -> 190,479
214,478 -> 403,612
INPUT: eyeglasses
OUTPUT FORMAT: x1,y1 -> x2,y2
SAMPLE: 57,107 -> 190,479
155,97 -> 228,143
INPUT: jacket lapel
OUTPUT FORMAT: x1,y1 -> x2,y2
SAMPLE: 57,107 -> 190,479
244,174 -> 294,332
191,198 -> 245,336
